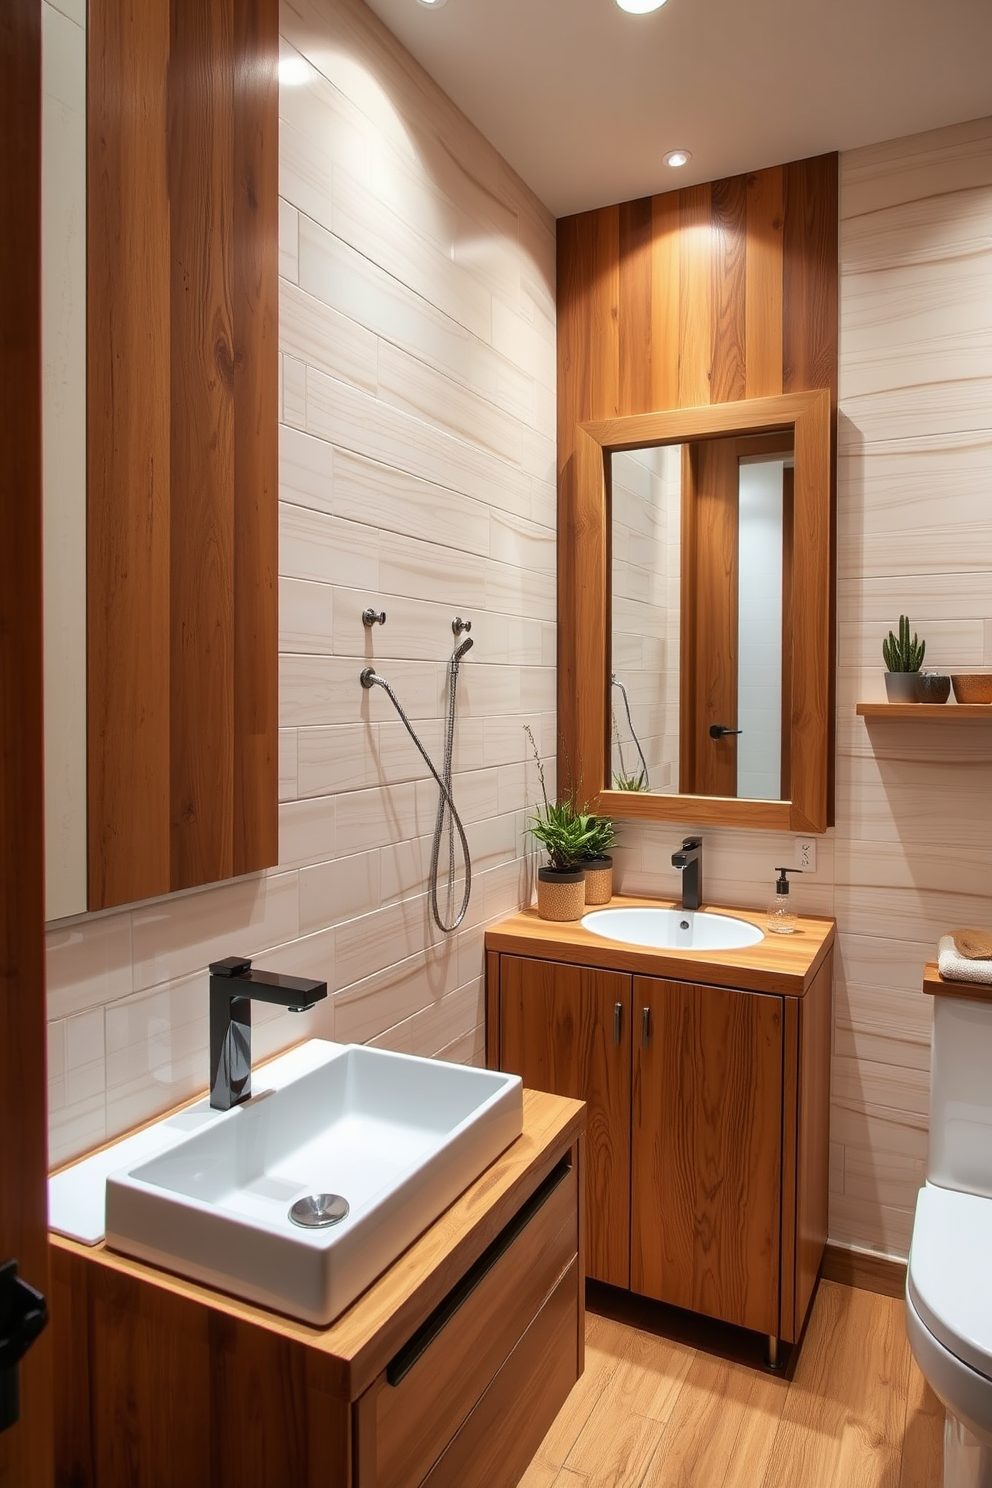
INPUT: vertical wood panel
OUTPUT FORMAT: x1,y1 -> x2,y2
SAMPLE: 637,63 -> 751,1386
232,0 -> 279,876
783,154 -> 839,396
689,439 -> 740,796
88,0 -> 279,908
0,1 -> 52,1479
744,166 -> 784,398
709,175 -> 748,403
169,0 -> 237,889
618,197 -> 654,414
678,183 -> 713,407
649,193 -> 681,411
87,0 -> 172,909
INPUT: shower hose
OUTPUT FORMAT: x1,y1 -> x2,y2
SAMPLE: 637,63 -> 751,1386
612,673 -> 651,789
360,647 -> 472,933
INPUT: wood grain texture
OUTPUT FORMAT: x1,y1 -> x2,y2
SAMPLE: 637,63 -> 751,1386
923,960 -> 992,1005
821,1243 -> 907,1300
499,956 -> 632,1288
791,950 -> 832,1341
0,1 -> 52,1481
52,1091 -> 584,1405
87,0 -> 172,909
631,977 -> 784,1336
232,0 -> 279,875
485,898 -> 835,999
685,438 -> 740,795
169,0 -> 236,887
557,154 -> 838,831
519,1281 -> 939,1488
53,1100 -> 582,1488
857,702 -> 992,719
87,0 -> 279,909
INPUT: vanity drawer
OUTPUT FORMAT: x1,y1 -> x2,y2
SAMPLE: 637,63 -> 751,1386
365,1154 -> 578,1488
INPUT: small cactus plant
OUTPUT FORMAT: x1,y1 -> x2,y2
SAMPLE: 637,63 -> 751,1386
882,615 -> 926,673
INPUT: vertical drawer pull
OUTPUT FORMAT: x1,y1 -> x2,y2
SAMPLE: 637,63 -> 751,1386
613,1002 -> 623,1045
641,1006 -> 651,1047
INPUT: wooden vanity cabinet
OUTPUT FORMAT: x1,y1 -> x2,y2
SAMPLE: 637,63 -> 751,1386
488,919 -> 833,1349
52,1091 -> 584,1488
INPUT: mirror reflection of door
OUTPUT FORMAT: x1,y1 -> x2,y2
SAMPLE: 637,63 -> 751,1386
681,433 -> 793,800
609,432 -> 793,804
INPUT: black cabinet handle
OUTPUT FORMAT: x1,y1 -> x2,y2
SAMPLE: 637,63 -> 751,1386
709,724 -> 743,739
613,1002 -> 623,1045
641,1006 -> 651,1047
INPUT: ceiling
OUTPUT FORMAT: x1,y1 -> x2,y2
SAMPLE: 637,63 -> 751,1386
362,0 -> 992,218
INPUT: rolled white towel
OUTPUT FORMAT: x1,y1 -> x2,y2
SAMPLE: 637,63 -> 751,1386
938,934 -> 992,986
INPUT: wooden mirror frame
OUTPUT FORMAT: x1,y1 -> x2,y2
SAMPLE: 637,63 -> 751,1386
564,389 -> 833,832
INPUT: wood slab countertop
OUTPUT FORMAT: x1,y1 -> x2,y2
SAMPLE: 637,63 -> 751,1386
485,896 -> 835,997
924,961 -> 992,1005
50,1087 -> 585,1403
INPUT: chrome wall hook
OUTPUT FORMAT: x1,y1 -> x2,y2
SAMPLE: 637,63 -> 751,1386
362,608 -> 386,628
452,616 -> 472,636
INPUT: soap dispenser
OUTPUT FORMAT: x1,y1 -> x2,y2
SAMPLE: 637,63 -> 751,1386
768,867 -> 801,934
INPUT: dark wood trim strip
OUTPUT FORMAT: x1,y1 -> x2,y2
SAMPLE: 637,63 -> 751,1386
0,0 -> 53,1477
821,1243 -> 907,1300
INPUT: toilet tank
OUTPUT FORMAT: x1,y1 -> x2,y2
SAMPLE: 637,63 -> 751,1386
929,993 -> 992,1198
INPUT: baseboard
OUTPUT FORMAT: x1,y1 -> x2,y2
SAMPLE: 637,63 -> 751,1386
821,1242 -> 907,1299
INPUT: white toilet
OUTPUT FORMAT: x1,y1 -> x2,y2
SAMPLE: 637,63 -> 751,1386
907,987 -> 992,1488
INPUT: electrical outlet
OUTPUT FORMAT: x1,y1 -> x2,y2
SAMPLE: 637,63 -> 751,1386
795,838 -> 816,873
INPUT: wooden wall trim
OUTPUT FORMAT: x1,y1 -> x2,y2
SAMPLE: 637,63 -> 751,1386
557,154 -> 838,822
821,1243 -> 907,1301
0,0 -> 53,1478
88,0 -> 279,910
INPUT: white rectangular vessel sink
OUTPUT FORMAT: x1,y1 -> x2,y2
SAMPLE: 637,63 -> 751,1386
581,906 -> 764,951
105,1040 -> 523,1326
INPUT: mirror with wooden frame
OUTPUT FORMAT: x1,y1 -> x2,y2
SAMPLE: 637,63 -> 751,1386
565,390 -> 833,833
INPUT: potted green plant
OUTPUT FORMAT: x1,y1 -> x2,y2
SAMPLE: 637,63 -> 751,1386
524,726 -> 597,921
582,815 -> 617,905
882,615 -> 927,702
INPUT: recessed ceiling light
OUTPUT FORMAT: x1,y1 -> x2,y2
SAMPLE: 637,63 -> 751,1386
616,0 -> 669,13
415,0 -> 449,8
664,149 -> 692,168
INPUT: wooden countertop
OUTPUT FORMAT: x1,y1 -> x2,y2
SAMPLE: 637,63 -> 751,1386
924,961 -> 992,1005
485,896 -> 835,996
50,1087 -> 585,1403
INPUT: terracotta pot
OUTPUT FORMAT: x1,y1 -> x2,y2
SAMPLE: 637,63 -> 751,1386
536,867 -> 586,922
583,855 -> 613,905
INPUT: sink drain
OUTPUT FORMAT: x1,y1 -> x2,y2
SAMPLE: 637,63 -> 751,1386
289,1193 -> 350,1229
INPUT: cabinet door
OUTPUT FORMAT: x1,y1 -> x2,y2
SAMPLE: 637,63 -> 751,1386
499,955 -> 631,1288
632,976 -> 783,1336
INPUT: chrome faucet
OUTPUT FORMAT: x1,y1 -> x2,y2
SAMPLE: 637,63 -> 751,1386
208,956 -> 328,1110
671,837 -> 703,911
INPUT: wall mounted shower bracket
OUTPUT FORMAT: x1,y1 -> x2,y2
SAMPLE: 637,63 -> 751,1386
452,617 -> 472,636
362,608 -> 386,628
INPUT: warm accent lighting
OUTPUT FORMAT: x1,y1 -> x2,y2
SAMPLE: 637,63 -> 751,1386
415,0 -> 449,8
616,0 -> 669,12
278,56 -> 311,86
664,149 -> 692,167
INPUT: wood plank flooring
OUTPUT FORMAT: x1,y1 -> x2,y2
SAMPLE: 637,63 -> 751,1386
519,1280 -> 943,1488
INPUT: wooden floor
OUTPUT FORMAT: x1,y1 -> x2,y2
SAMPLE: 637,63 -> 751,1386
519,1280 -> 944,1488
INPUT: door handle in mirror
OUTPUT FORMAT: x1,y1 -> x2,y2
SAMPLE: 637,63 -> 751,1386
613,1002 -> 623,1045
709,724 -> 743,739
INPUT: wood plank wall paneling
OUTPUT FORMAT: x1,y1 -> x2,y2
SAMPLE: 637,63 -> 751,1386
88,0 -> 279,910
233,0 -> 279,877
0,0 -> 53,1480
87,0 -> 172,909
556,154 -> 839,800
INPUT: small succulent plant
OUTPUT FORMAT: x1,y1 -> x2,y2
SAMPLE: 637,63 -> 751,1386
882,615 -> 926,673
583,815 -> 617,861
613,769 -> 647,791
524,725 -> 598,872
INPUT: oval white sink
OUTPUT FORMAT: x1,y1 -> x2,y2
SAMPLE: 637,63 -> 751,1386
581,906 -> 764,951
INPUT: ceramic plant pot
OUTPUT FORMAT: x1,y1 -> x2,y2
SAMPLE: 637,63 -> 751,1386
583,855 -> 614,905
536,867 -> 586,922
917,673 -> 951,704
884,671 -> 925,702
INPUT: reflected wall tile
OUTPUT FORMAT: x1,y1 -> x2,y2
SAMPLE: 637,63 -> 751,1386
47,911 -> 132,1021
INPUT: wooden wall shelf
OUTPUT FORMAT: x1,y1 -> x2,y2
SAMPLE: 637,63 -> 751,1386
857,703 -> 992,720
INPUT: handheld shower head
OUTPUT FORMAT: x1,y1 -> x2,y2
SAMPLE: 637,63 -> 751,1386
453,636 -> 474,663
